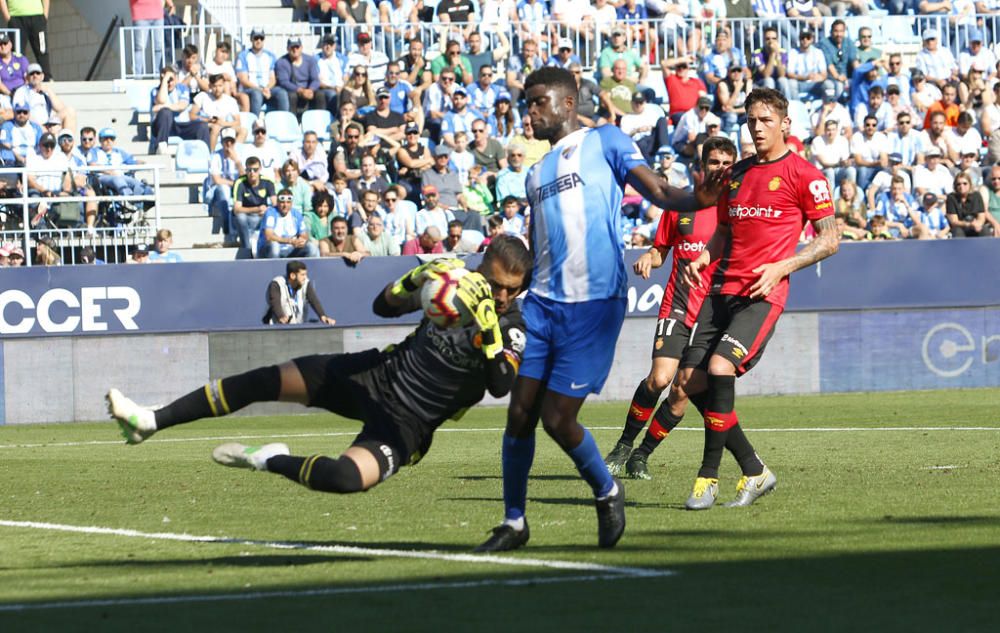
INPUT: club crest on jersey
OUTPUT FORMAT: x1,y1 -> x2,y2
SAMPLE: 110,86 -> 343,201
561,145 -> 577,160
768,177 -> 782,191
729,180 -> 742,191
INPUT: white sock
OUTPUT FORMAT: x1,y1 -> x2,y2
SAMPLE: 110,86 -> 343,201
502,516 -> 525,532
597,481 -> 619,501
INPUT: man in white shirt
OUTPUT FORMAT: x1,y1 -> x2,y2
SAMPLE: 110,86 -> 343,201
810,119 -> 855,188
288,131 -> 329,192
671,95 -> 720,158
240,121 -> 287,183
850,114 -> 889,192
958,27 -> 997,78
316,33 -> 345,114
811,85 -> 853,138
620,92 -> 669,164
786,29 -> 829,102
915,29 -> 958,90
191,73 -> 246,150
912,147 -> 954,203
853,85 -> 893,132
12,63 -> 76,132
26,132 -> 75,225
205,127 -> 244,244
945,111 -> 983,163
347,32 -> 390,87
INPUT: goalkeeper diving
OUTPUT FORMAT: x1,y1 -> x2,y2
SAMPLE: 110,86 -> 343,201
107,235 -> 530,504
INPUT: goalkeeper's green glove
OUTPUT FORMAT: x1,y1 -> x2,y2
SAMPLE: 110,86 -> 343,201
474,298 -> 504,360
390,258 -> 465,298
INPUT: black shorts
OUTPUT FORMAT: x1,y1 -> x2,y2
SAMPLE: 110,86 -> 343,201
680,294 -> 784,376
651,317 -> 693,360
292,351 -> 432,466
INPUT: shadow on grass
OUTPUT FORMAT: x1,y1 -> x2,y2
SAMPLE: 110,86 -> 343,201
455,474 -> 580,482
878,514 -> 1000,526
0,554 -> 368,572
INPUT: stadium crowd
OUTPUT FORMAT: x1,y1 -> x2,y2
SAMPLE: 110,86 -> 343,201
3,0 -> 1000,267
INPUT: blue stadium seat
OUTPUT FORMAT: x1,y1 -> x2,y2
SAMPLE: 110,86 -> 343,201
787,99 -> 812,141
175,140 -> 211,175
301,109 -> 332,141
238,111 -> 258,133
264,111 -> 302,143
126,83 -> 152,115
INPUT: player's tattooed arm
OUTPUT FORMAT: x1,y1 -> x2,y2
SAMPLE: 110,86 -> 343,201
748,215 -> 840,299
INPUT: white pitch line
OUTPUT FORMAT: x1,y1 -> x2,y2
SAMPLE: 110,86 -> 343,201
0,519 -> 668,578
1,425 -> 999,450
0,572 -> 647,613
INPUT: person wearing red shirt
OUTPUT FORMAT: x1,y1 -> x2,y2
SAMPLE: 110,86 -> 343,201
604,136 -> 737,481
401,225 -> 445,254
680,87 -> 840,510
663,56 -> 707,124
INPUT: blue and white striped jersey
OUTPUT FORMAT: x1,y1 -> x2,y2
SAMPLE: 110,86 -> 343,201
525,125 -> 645,303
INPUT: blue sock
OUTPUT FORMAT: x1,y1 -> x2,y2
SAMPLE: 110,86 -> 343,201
568,428 -> 614,498
502,432 -> 535,521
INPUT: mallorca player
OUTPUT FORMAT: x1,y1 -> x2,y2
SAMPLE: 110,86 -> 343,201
107,237 -> 530,508
680,87 -> 840,510
604,136 -> 737,480
475,67 -> 725,552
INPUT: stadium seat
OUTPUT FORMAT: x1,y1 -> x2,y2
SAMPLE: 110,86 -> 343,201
238,111 -> 258,132
301,109 -> 332,141
175,140 -> 211,175
126,83 -> 152,115
264,110 -> 302,144
787,99 -> 812,141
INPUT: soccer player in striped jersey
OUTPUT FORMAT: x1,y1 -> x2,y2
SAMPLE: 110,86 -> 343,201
680,87 -> 839,510
604,136 -> 737,481
476,67 -> 725,553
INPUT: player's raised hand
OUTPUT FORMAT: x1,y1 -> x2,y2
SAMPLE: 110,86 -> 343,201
454,271 -> 494,314
393,257 -> 466,297
693,164 -> 728,209
749,262 -> 788,299
682,252 -> 709,288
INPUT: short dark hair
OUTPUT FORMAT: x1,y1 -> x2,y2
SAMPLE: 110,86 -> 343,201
80,126 -> 96,137
524,66 -> 577,101
743,87 -> 788,118
286,260 -> 307,275
701,136 -> 737,164
245,156 -> 261,169
958,111 -> 974,126
209,73 -> 225,85
480,234 -> 532,287
868,85 -> 884,97
448,219 -> 463,230
216,41 -> 232,53
331,215 -> 348,226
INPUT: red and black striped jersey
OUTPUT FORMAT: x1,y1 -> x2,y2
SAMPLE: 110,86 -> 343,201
652,206 -> 717,327
713,151 -> 833,308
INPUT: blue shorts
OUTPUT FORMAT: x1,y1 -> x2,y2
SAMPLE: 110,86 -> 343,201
519,293 -> 627,397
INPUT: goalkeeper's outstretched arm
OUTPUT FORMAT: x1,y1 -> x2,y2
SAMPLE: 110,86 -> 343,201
372,258 -> 466,317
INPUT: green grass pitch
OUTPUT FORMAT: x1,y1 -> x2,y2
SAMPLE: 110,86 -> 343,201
1,389 -> 998,632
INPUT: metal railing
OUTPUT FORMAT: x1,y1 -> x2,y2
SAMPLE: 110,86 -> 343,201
0,28 -> 20,53
119,23 -> 236,80
0,165 -> 161,266
199,0 -> 246,38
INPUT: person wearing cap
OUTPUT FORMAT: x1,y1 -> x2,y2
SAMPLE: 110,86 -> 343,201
546,37 -> 581,71
915,191 -> 950,239
0,99 -> 41,164
205,126 -> 244,244
883,84 -> 915,131
275,36 -> 324,116
915,27 -> 958,90
867,151 -> 912,208
89,126 -> 155,205
959,27 -> 997,79
810,83 -> 853,138
599,59 -> 638,123
670,94 -> 720,158
702,27 -> 747,94
257,187 -> 319,259
597,23 -> 648,83
25,130 -> 83,227
128,243 -> 150,264
787,28 -> 830,102
317,34 -> 346,115
364,85 -> 406,148
11,61 -> 75,132
430,39 -> 473,85
620,91 -> 670,163
190,73 -> 246,150
0,30 -> 28,97
421,144 -> 464,208
204,41 -> 250,113
56,128 -> 84,167
441,85 -> 478,149
818,19 -> 859,99
235,28 -> 280,116
485,88 -> 521,141
149,228 -> 183,263
347,31 -> 390,88
243,119 -> 288,183
913,145 -> 954,203
2,0 -> 53,79
394,122 -> 432,198
149,65 -> 211,155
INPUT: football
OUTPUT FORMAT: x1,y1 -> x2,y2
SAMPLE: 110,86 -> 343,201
420,267 -> 474,328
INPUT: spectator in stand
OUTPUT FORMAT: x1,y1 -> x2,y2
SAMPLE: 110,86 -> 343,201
338,0 -> 377,33
396,37 -> 431,101
355,211 -> 400,256
671,95 -> 720,158
128,0 -> 172,77
128,244 -> 150,263
205,127 -> 243,243
468,65 -> 500,116
498,195 -> 525,236
818,19 -> 858,99
440,86 -> 478,148
547,38 -> 581,71
449,130 -> 474,182
516,0 -> 550,45
569,64 -> 601,128
304,190 -> 333,244
788,28 -> 831,102
478,213 -> 504,251
275,37 -> 325,116
978,165 -> 1000,234
204,40 -> 249,113
289,131 -> 329,192
242,120 -> 287,183
347,188 -> 385,236
233,156 -> 276,250
149,228 -> 182,262
87,127 -> 152,200
319,214 -> 364,261
430,39 -> 473,86
148,66 -> 210,156
460,162 -> 494,217
341,64 -> 375,110
12,63 -> 75,133
330,121 -> 366,184
495,143 -> 528,206
662,55 -> 706,125
281,159 -> 314,214
415,184 -> 455,234
848,61 -> 884,118
702,27 -> 746,95
465,29 -> 509,76
946,111 -> 982,164
422,68 -> 455,142
351,153 -> 391,201
505,38 -> 546,105
924,81 -> 961,128
401,225 -> 444,255
177,45 -> 210,100
191,73 -> 246,151
850,114 -> 889,192
811,119 -> 856,187
78,125 -> 97,156
910,70 -> 940,128
750,26 -> 791,94
0,31 -> 27,97
889,111 -> 922,167
959,28 -> 996,78
488,89 -> 521,140
918,192 -> 952,239
550,0 -> 596,45
508,114 -> 549,167
328,99 -> 362,149
263,259 -> 335,325
0,102 -> 40,164
395,121 -> 431,201
854,85 -> 893,132
258,188 -> 319,258
365,85 -> 406,149
957,150 -> 983,189
913,147 -> 954,202
379,0 -> 419,56
834,178 -> 867,229
918,113 -> 951,168
469,117 -> 506,179
916,29 -> 958,90
884,85 -> 916,132
443,218 -> 480,254
382,61 -> 415,119
236,29 -> 283,116
716,65 -> 749,134
811,84 -> 853,138
309,0 -> 336,22
597,25 -> 648,84
348,32 -> 390,88
959,63 -> 988,111
884,54 -> 912,106
1,0 -> 52,78
56,128 -> 85,168
383,184 -> 416,246
874,174 -> 922,238
947,171 -> 994,237
599,59 -> 639,124
620,92 -> 670,164
316,34 -> 345,115
26,131 -> 71,222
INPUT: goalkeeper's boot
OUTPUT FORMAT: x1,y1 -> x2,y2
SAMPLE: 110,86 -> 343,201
595,478 -> 626,548
604,441 -> 632,476
625,452 -> 652,480
724,467 -> 777,507
684,477 -> 719,510
106,388 -> 157,445
475,519 -> 530,553
212,443 -> 290,471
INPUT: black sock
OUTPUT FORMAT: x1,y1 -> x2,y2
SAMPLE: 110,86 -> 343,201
634,406 -> 683,458
726,425 -> 764,476
155,365 -> 282,429
266,454 -> 307,484
696,375 -> 736,479
688,390 -> 708,417
618,381 -> 661,446
267,454 -> 365,493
